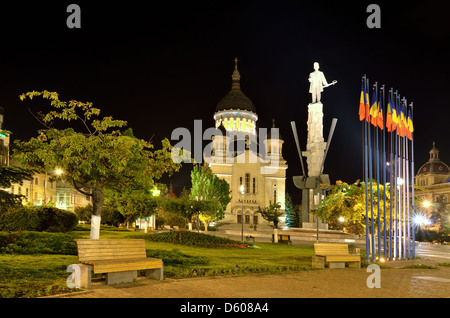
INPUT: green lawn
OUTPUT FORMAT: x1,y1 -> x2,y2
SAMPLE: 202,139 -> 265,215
0,228 -> 315,298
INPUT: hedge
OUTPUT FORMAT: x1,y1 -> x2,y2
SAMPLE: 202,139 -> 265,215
0,231 -> 77,255
0,206 -> 78,233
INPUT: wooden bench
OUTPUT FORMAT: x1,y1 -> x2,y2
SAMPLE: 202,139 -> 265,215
272,234 -> 292,245
75,239 -> 163,288
312,243 -> 361,269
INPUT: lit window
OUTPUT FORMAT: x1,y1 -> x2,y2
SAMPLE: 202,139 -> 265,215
245,173 -> 250,193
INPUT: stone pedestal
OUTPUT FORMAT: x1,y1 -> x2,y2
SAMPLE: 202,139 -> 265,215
106,270 -> 137,285
302,103 -> 327,178
302,102 -> 328,226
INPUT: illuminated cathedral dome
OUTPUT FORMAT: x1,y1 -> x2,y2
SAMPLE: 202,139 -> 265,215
417,142 -> 450,176
214,58 -> 258,135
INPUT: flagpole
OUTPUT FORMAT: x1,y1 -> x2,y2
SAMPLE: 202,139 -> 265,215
405,97 -> 411,259
398,96 -> 405,260
410,102 -> 416,259
363,74 -> 370,262
388,88 -> 394,261
382,84 -> 387,259
393,90 -> 399,260
370,82 -> 376,262
376,84 -> 382,260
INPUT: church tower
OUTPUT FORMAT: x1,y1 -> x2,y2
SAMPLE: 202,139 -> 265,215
210,59 -> 287,229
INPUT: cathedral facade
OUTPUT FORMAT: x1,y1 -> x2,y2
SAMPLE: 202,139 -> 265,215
208,59 -> 288,228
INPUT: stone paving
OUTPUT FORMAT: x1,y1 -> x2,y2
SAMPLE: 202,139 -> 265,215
60,258 -> 450,299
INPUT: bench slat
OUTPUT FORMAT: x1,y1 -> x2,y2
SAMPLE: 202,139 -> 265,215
83,258 -> 163,273
314,243 -> 350,256
325,255 -> 360,262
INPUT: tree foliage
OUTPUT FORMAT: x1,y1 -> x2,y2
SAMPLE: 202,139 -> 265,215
284,193 -> 299,228
0,165 -> 34,210
189,164 -> 231,229
257,201 -> 283,229
14,90 -> 181,238
315,180 -> 392,235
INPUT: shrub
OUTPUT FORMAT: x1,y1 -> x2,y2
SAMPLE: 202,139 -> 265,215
0,206 -> 77,232
0,231 -> 77,255
128,231 -> 251,248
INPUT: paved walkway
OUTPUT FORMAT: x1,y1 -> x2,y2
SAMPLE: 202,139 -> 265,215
62,258 -> 450,299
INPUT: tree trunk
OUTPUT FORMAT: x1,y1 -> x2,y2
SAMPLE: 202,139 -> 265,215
90,187 -> 104,239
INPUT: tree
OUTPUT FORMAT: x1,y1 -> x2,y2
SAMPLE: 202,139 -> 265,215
257,201 -> 283,229
189,164 -> 231,230
284,193 -> 299,228
0,165 -> 34,210
315,180 -> 391,236
14,90 -> 181,239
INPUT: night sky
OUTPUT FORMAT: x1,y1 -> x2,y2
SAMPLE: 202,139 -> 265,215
1,1 -> 449,204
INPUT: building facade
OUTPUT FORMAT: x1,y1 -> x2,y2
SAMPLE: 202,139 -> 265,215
1,107 -> 91,212
209,58 -> 287,228
415,142 -> 450,226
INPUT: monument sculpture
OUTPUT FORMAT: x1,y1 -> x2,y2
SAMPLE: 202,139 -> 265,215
292,62 -> 337,230
309,62 -> 337,104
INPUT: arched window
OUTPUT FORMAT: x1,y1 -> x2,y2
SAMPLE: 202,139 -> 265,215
245,173 -> 250,193
252,178 -> 256,194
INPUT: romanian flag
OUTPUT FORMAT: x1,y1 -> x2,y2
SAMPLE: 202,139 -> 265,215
385,95 -> 393,132
391,98 -> 398,132
370,89 -> 378,127
398,103 -> 407,137
359,82 -> 366,121
407,109 -> 414,140
377,100 -> 383,130
365,83 -> 370,122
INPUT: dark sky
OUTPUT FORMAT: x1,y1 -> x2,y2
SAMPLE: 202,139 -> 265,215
1,1 -> 449,204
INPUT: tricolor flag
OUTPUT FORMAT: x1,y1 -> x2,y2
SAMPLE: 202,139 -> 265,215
377,99 -> 384,130
386,95 -> 393,132
370,89 -> 378,127
391,98 -> 398,132
407,109 -> 414,140
365,84 -> 371,123
398,103 -> 407,137
359,82 -> 366,121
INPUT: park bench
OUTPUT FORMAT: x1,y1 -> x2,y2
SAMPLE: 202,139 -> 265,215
75,239 -> 163,288
272,234 -> 292,245
312,243 -> 361,269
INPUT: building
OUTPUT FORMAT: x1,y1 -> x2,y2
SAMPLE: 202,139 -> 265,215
7,159 -> 91,211
209,58 -> 288,228
0,106 -> 9,166
1,107 -> 91,212
415,142 -> 450,226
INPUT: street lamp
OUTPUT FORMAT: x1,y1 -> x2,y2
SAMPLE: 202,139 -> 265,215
422,200 -> 431,209
240,185 -> 245,241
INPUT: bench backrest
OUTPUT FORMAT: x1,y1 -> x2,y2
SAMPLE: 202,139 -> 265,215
314,243 -> 350,256
76,239 -> 147,262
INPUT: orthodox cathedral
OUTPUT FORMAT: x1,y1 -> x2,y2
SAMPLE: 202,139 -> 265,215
208,58 -> 288,228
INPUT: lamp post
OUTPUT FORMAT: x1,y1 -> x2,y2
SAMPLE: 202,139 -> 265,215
240,185 -> 245,241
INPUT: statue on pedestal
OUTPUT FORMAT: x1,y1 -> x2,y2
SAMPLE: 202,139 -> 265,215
308,62 -> 337,103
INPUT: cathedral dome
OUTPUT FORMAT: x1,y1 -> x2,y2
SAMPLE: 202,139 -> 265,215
215,57 -> 256,114
216,89 -> 256,113
214,58 -> 258,135
417,142 -> 450,176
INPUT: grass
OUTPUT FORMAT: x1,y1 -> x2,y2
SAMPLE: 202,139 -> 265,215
0,228 -> 315,298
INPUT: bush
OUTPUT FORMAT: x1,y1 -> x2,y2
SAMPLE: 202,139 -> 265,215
74,204 -> 124,227
0,231 -> 77,255
0,206 -> 78,232
128,231 -> 251,248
